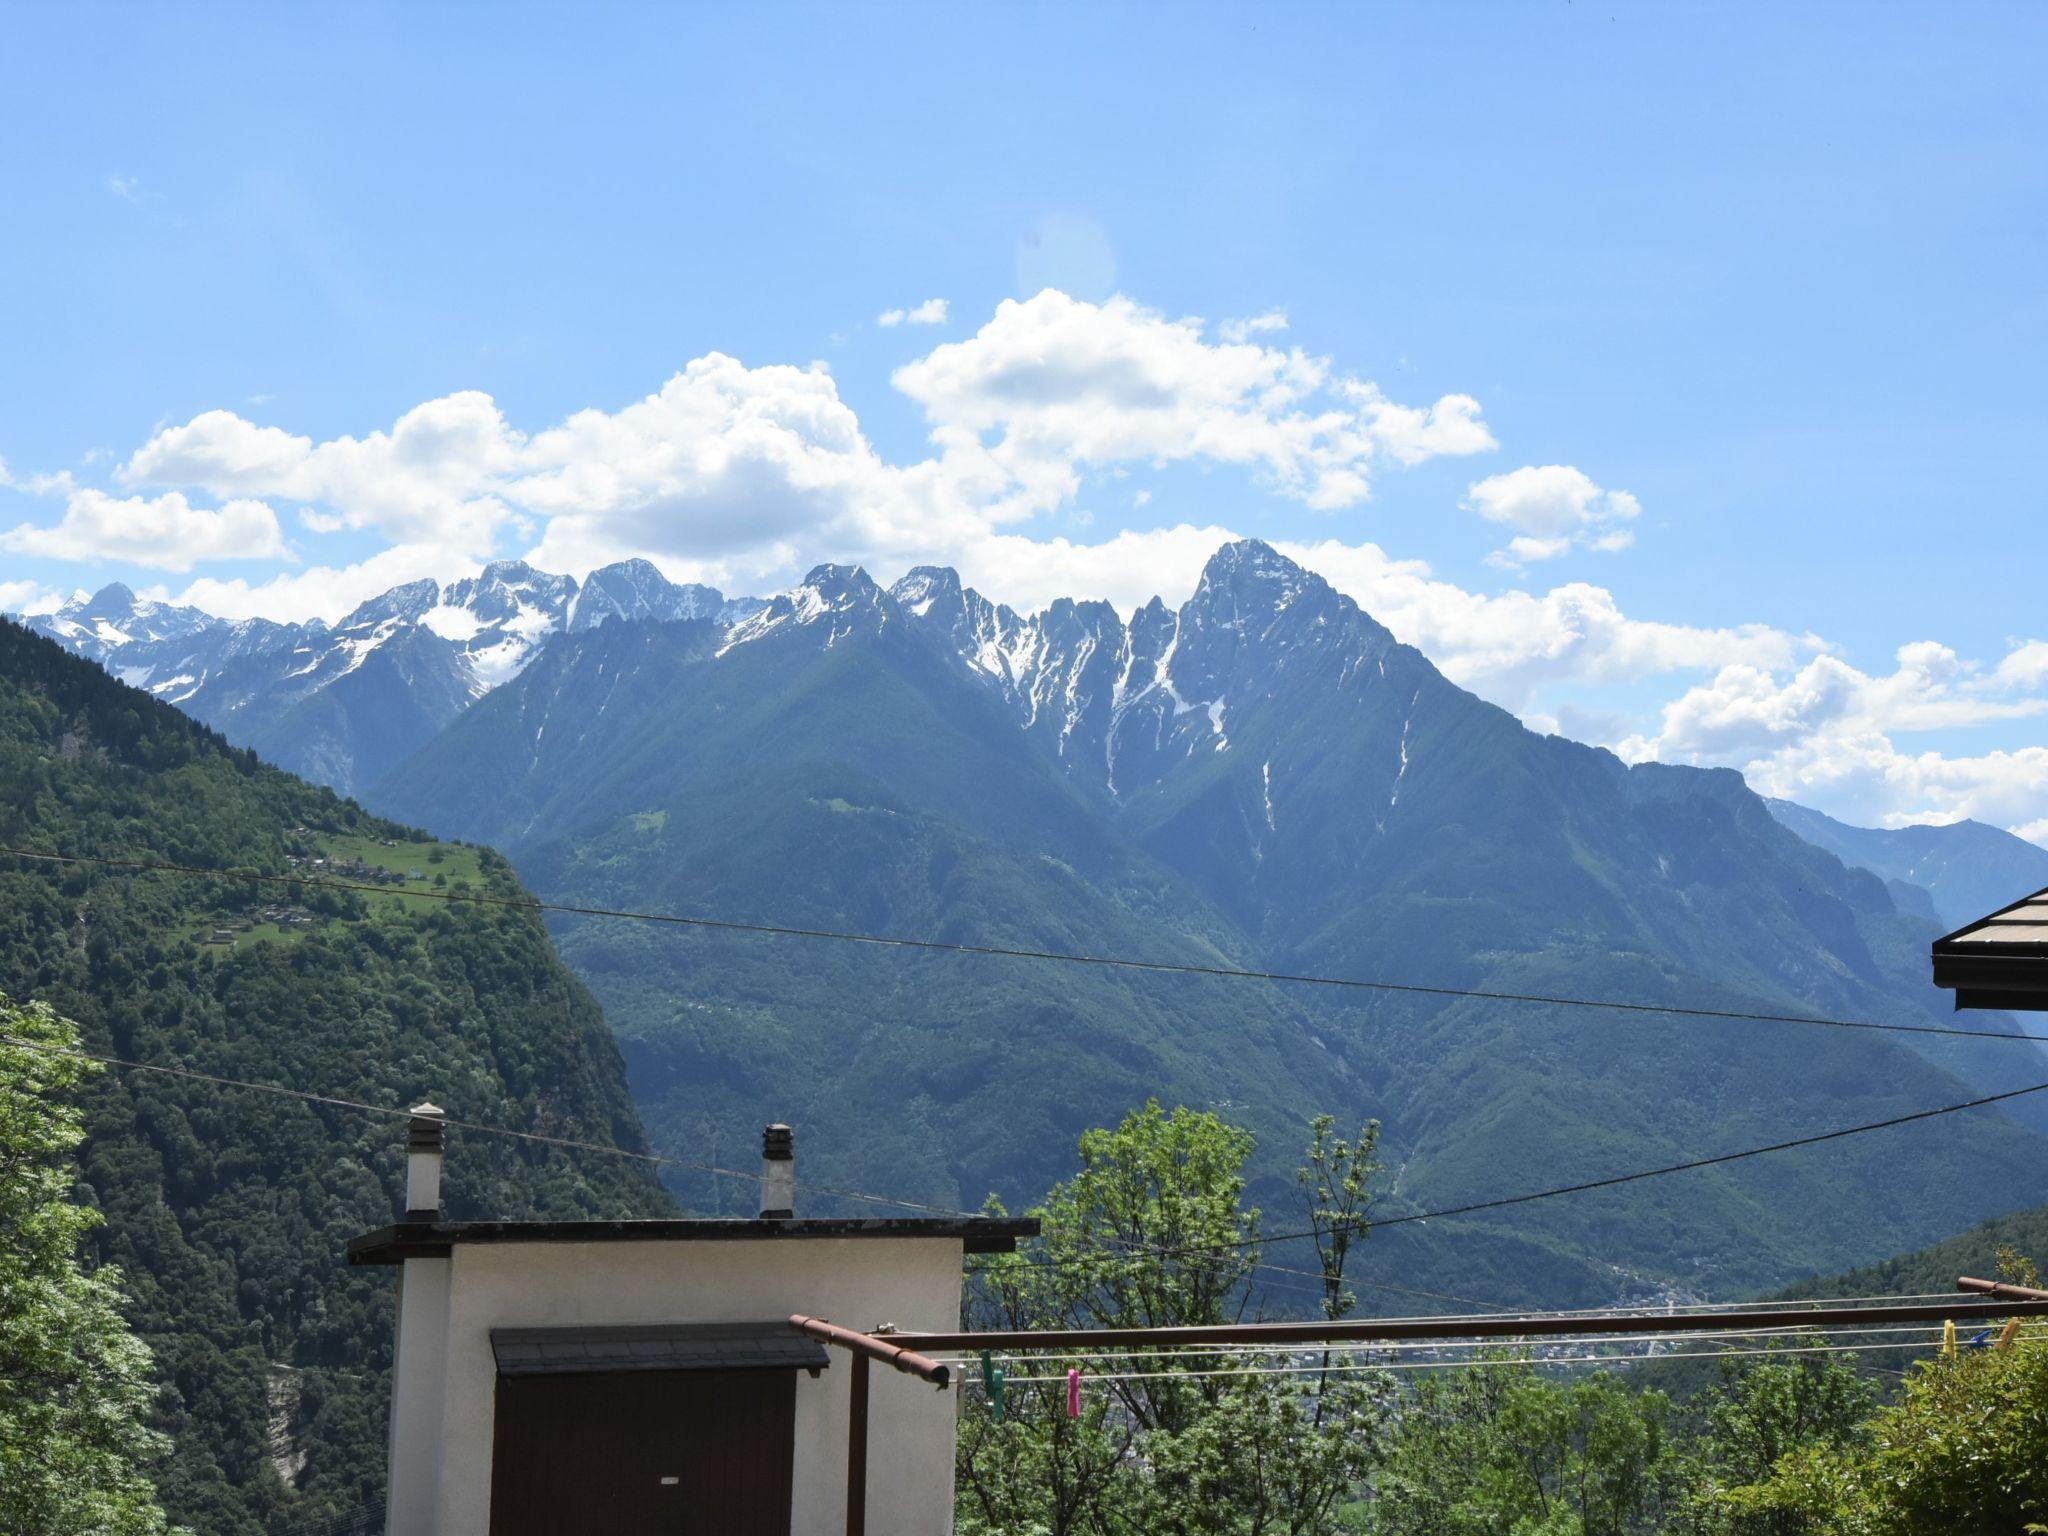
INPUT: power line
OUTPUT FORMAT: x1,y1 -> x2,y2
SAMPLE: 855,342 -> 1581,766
983,1337 -> 1958,1386
13,1029 -> 2047,1292
1113,1077 -> 2048,1260
0,1032 -> 974,1219
5,844 -> 2041,1047
935,1318 -> 1983,1369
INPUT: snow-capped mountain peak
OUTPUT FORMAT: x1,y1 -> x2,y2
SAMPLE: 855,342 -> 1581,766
12,557 -> 764,792
720,563 -> 892,655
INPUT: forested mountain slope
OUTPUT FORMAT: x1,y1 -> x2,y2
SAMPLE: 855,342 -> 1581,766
370,543 -> 2048,1308
0,618 -> 670,1535
1776,1200 -> 2048,1304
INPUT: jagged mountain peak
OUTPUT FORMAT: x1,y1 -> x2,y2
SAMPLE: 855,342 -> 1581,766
719,562 -> 894,655
341,577 -> 442,630
798,561 -> 885,601
1189,538 -> 1334,620
888,564 -> 967,617
83,580 -> 140,614
567,558 -> 727,632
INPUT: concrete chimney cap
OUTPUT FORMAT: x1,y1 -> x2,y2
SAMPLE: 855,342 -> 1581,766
762,1124 -> 794,1160
410,1101 -> 446,1119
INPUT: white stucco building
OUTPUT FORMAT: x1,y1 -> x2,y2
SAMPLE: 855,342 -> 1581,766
349,1112 -> 1034,1536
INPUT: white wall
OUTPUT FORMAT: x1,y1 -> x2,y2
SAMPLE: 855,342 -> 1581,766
396,1237 -> 964,1536
386,1258 -> 451,1536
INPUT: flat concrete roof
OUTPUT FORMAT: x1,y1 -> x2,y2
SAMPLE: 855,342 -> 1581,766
347,1215 -> 1041,1265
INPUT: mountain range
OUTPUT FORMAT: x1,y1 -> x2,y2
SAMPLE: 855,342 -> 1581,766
20,559 -> 764,794
349,540 -> 2048,1305
20,540 -> 2048,1306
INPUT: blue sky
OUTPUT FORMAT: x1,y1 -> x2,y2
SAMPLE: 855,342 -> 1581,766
2,1 -> 2045,837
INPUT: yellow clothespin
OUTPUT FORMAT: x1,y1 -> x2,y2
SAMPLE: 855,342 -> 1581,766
1996,1319 -> 2022,1352
1941,1319 -> 1957,1357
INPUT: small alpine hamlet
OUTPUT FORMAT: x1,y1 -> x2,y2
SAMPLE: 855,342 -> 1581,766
5,7 -> 2047,1535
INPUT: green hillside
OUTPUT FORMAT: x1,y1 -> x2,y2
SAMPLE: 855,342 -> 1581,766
1776,1201 -> 2048,1304
0,618 -> 671,1534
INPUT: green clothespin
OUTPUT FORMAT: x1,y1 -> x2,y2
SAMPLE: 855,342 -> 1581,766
980,1349 -> 1006,1422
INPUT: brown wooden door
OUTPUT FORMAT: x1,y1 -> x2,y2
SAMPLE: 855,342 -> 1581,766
489,1369 -> 796,1535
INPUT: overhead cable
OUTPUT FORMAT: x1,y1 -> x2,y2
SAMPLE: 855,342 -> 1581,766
4,845 -> 2039,1046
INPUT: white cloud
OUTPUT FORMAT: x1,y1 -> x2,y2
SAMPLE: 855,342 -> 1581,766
107,174 -> 145,204
111,290 -> 1492,613
1464,464 -> 1640,567
65,284 -> 2048,841
0,579 -> 60,617
1275,536 -> 1809,711
894,290 -> 1495,521
1485,534 -> 1572,568
164,542 -> 491,626
0,489 -> 289,572
1219,309 -> 1289,343
1995,639 -> 2048,691
877,297 -> 949,327
1620,638 -> 2048,843
123,392 -> 520,552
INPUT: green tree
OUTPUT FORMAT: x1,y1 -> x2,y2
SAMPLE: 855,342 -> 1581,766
0,997 -> 177,1536
1726,1326 -> 2048,1535
957,1104 -> 1388,1536
1370,1360 -> 1676,1535
1675,1349 -> 1877,1535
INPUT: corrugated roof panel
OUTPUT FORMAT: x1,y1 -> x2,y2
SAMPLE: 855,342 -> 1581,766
1959,923 -> 2048,945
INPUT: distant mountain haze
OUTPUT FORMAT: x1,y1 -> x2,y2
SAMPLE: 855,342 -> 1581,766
357,541 -> 2048,1307
1766,798 -> 2048,931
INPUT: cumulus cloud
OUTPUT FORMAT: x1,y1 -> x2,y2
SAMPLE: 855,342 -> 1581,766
1218,309 -> 1288,343
1,489 -> 289,572
877,297 -> 949,327
894,291 -> 1494,520
123,393 -> 519,552
1274,536 -> 1809,712
1619,638 -> 2048,844
1465,464 -> 1640,567
110,289 -> 1494,606
0,579 -> 60,617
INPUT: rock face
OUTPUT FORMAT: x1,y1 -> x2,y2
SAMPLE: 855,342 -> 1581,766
21,559 -> 763,793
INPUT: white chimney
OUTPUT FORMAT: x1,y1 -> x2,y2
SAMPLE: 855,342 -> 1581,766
406,1102 -> 446,1220
760,1123 -> 794,1220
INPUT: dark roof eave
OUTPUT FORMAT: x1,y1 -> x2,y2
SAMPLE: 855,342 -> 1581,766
346,1215 -> 1041,1266
1930,884 -> 2048,1012
1932,951 -> 2048,1011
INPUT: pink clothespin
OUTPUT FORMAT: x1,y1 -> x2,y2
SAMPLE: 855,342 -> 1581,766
1066,1367 -> 1081,1419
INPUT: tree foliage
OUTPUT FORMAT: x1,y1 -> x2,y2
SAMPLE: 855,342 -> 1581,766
0,997 -> 177,1536
957,1103 -> 1389,1535
959,1099 -> 2048,1536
